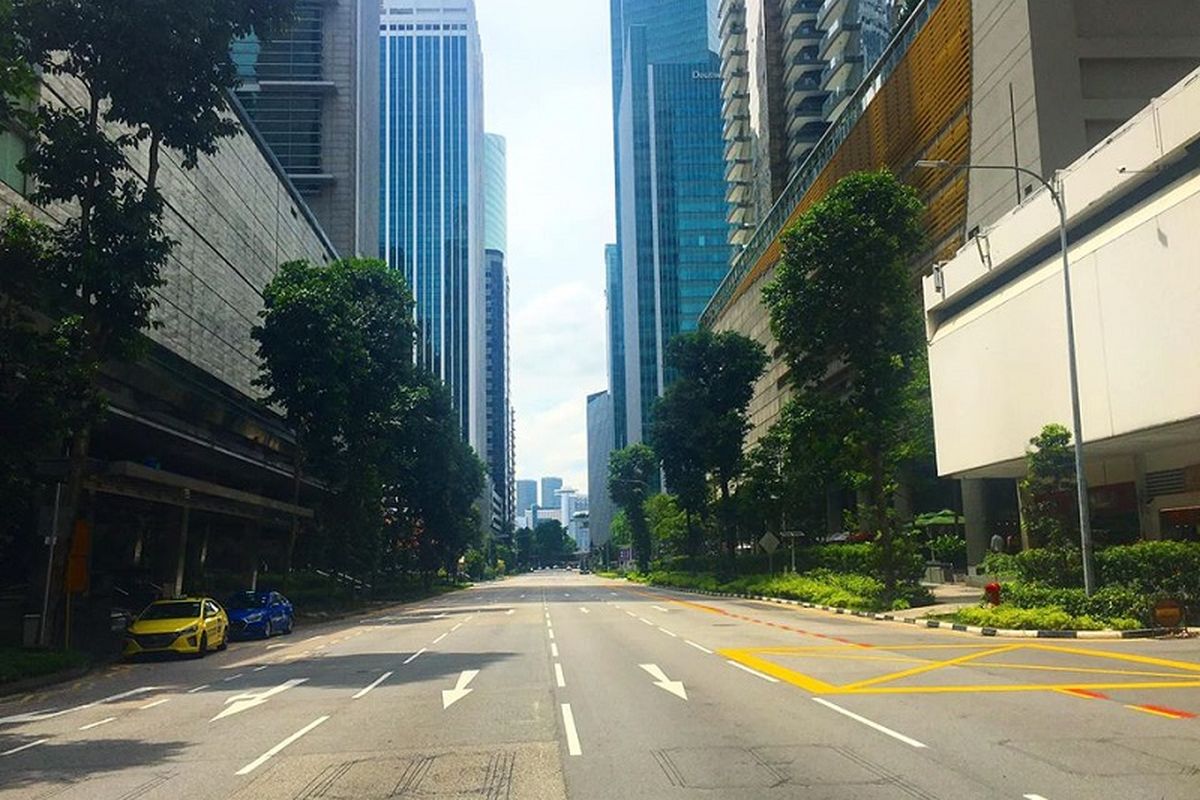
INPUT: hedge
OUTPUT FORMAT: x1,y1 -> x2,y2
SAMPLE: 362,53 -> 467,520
638,569 -> 929,612
953,605 -> 1141,631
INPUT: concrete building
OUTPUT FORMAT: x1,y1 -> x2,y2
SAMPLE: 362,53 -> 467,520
483,133 -> 513,527
612,0 -> 733,446
586,391 -> 616,548
540,477 -> 563,510
0,73 -> 335,633
233,0 -> 379,256
923,66 -> 1200,564
379,0 -> 487,456
703,0 -> 1200,458
516,479 -> 538,517
569,511 -> 591,553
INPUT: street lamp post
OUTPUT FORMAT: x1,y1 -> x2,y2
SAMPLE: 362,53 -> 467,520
916,159 -> 1096,595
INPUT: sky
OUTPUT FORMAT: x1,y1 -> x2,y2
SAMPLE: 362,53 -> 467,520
475,1 -> 614,496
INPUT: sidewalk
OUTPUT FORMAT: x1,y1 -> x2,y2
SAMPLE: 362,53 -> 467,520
889,582 -> 981,620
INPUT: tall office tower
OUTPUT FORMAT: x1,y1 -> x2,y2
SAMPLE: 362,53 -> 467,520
540,477 -> 563,510
604,244 -> 626,449
586,390 -> 616,548
515,479 -> 538,517
483,133 -> 514,528
611,0 -> 732,446
379,0 -> 487,455
818,0 -> 892,121
233,0 -> 380,256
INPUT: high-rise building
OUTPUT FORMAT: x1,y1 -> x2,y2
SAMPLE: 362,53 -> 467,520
515,479 -> 538,517
379,0 -> 486,455
483,134 -> 513,528
586,390 -> 616,548
540,477 -> 563,510
233,0 -> 380,256
604,244 -> 626,449
611,0 -> 732,446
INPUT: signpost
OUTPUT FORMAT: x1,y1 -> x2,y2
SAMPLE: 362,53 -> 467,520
759,532 -> 780,574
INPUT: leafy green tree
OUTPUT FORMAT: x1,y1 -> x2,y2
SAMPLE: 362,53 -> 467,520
608,444 -> 657,572
1021,424 -> 1077,549
514,526 -> 534,570
764,170 -> 925,596
645,493 -> 687,560
0,0 -> 295,642
609,511 -> 632,548
650,330 -> 767,564
532,520 -> 574,565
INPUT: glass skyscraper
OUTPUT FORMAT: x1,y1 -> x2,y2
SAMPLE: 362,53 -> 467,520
611,0 -> 731,446
483,133 -> 513,528
379,0 -> 486,453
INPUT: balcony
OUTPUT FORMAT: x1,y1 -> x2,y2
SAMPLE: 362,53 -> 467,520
718,0 -> 746,39
724,156 -> 752,184
818,15 -> 862,62
722,109 -> 749,142
726,177 -> 751,206
723,134 -> 751,163
783,48 -> 826,88
816,0 -> 851,31
720,21 -> 747,62
787,99 -> 827,136
720,46 -> 749,82
821,52 -> 864,93
782,21 -> 824,65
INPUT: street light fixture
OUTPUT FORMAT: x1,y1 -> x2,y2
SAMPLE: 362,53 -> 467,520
915,159 -> 1097,595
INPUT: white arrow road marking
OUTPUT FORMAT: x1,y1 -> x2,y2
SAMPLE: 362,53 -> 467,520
212,679 -> 307,722
236,716 -> 328,776
812,698 -> 926,748
0,687 -> 162,725
1,739 -> 48,756
561,703 -> 582,755
639,664 -> 688,700
554,663 -> 566,687
78,717 -> 115,731
353,671 -> 393,699
442,670 -> 480,709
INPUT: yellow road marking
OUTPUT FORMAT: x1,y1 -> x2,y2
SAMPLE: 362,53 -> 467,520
718,649 -> 837,693
836,680 -> 1200,695
1024,643 -> 1200,674
1125,704 -> 1194,719
963,662 -> 1198,679
839,644 -> 1022,691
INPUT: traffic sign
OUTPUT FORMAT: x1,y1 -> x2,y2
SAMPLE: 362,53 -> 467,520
759,532 -> 780,554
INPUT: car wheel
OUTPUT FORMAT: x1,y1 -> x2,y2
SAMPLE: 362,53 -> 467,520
217,629 -> 228,651
284,617 -> 294,634
196,633 -> 208,659
264,619 -> 274,638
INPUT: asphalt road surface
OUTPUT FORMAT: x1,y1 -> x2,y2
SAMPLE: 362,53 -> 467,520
3,571 -> 1200,799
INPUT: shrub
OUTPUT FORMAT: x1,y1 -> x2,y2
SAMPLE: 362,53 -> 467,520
998,580 -> 1153,625
1096,540 -> 1200,599
980,551 -> 1019,577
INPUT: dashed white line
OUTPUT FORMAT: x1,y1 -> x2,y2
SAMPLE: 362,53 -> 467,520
223,673 -> 244,682
236,716 -> 329,775
139,699 -> 170,710
652,606 -> 669,613
1,739 -> 47,756
548,629 -> 555,640
301,635 -> 321,643
253,665 -> 269,672
560,704 -> 582,756
640,618 -> 655,627
658,627 -> 678,638
353,671 -> 393,699
451,622 -> 463,631
433,633 -> 448,644
726,661 -> 780,683
554,663 -> 566,688
266,643 -> 289,649
550,643 -> 559,657
579,607 -> 590,614
685,640 -> 714,654
78,717 -> 116,731
187,684 -> 209,694
812,698 -> 927,749
1024,795 -> 1051,800
403,648 -> 426,664
625,611 -> 637,618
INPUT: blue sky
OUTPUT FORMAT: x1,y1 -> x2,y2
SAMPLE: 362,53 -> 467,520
476,1 -> 614,494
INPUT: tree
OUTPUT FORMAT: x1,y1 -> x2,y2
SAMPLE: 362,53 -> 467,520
608,444 -> 656,572
645,493 -> 687,560
1021,424 -> 1077,549
649,330 -> 767,564
764,170 -> 925,596
0,0 -> 296,642
532,520 -> 574,565
254,257 -> 416,575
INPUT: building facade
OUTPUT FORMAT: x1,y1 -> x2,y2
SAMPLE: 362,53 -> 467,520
516,479 -> 538,517
612,0 -> 733,446
379,0 -> 487,456
586,390 -> 616,548
482,133 -> 513,529
233,0 -> 379,256
604,244 -> 626,449
540,477 -> 563,510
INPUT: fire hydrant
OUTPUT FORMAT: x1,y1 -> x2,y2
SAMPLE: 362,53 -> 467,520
984,582 -> 1002,606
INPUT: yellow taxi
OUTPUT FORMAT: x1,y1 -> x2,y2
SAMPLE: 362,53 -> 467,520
123,597 -> 229,658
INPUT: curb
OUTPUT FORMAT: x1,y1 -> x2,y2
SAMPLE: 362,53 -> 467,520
0,664 -> 94,699
619,581 -> 1180,640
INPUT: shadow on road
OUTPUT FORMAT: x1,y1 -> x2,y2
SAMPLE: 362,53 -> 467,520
0,737 -> 188,793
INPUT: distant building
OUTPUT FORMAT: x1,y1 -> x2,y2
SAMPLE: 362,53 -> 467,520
605,244 -> 626,449
586,390 -> 615,548
483,133 -> 513,527
540,477 -> 563,509
569,511 -> 591,552
516,479 -> 538,517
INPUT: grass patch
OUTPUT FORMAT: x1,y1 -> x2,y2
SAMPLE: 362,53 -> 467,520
636,569 -> 928,612
0,647 -> 90,686
951,605 -> 1141,631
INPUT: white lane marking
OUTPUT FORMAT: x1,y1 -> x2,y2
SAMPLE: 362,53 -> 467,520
520,594 -> 526,599
639,664 -> 688,700
727,661 -> 780,683
812,698 -> 927,749
236,716 -> 329,775
505,608 -> 515,615
451,622 -> 463,631
139,699 -> 170,710
213,679 -> 308,722
0,687 -> 161,725
442,670 -> 480,709
579,607 -> 590,614
464,616 -> 474,622
625,611 -> 637,618
223,673 -> 244,682
266,643 -> 289,649
640,618 -> 655,626
658,627 -> 678,638
187,684 -> 209,694
1024,796 -> 1051,800
433,633 -> 448,644
301,635 -> 322,643
404,648 -> 426,664
652,606 -> 669,613
554,663 -> 566,688
253,665 -> 269,672
548,629 -> 555,640
685,640 -> 714,654
1,739 -> 48,756
561,703 -> 582,756
550,643 -> 559,657
564,593 -> 571,597
78,717 -> 116,731
609,592 -> 617,596
353,671 -> 393,699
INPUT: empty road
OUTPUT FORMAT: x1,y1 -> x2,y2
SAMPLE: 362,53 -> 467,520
3,571 -> 1200,799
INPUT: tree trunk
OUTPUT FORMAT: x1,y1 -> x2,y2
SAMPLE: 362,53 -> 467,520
45,425 -> 93,645
869,445 -> 896,599
720,480 -> 736,569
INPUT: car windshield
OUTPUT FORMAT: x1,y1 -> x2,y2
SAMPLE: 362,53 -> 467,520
139,602 -> 200,620
225,592 -> 268,610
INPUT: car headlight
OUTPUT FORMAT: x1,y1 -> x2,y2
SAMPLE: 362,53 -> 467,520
244,613 -> 263,623
178,624 -> 199,636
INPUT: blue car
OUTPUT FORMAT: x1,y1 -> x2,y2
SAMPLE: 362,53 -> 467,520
224,590 -> 294,639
